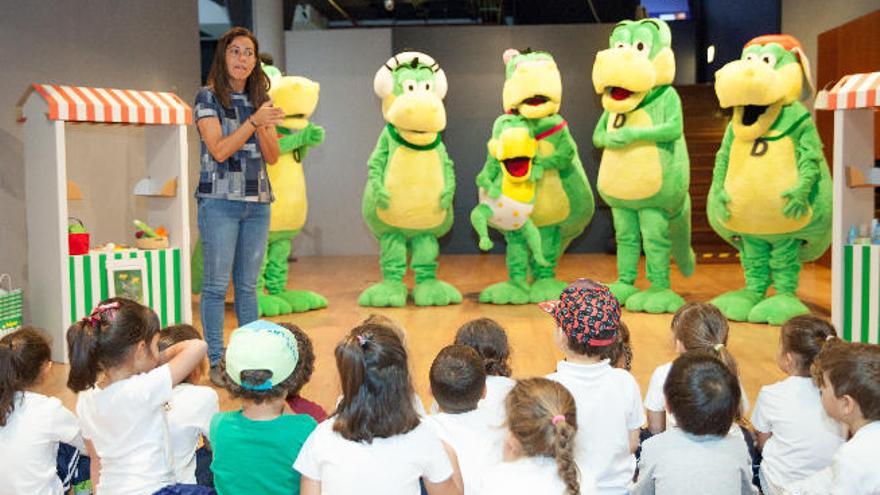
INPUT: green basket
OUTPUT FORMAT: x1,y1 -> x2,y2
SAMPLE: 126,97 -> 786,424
0,274 -> 23,338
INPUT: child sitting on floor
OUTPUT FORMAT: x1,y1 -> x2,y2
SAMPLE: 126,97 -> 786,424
158,324 -> 220,486
633,352 -> 757,495
477,377 -> 597,495
540,279 -> 645,495
454,318 -> 516,420
282,323 -> 327,423
750,315 -> 844,495
210,320 -> 318,495
427,344 -> 507,493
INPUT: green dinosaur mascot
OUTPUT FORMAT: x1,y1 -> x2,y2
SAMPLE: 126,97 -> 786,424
476,49 -> 595,304
709,34 -> 830,325
592,18 -> 695,314
358,51 -> 461,307
250,76 -> 327,316
189,76 -> 326,316
471,113 -> 550,282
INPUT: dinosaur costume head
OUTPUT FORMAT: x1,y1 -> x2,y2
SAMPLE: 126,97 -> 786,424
592,18 -> 675,114
714,34 -> 814,141
502,49 -> 562,119
373,51 -> 448,146
269,76 -> 320,131
488,114 -> 538,184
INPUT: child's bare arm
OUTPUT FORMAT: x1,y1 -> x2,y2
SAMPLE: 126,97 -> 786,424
160,339 -> 208,386
85,438 -> 100,494
300,476 -> 321,495
647,410 -> 666,434
424,477 -> 462,495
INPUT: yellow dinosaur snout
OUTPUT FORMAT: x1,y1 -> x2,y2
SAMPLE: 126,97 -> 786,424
502,60 -> 562,119
384,91 -> 446,145
592,47 -> 675,113
714,60 -> 790,109
488,127 -> 537,184
269,76 -> 320,130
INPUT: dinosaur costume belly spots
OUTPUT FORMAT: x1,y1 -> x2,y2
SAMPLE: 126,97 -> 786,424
358,52 -> 461,307
476,49 -> 595,305
708,34 -> 831,325
592,18 -> 695,314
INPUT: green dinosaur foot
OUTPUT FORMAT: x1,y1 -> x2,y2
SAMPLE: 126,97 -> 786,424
259,294 -> 293,317
529,278 -> 568,303
607,281 -> 639,305
276,290 -> 328,313
710,288 -> 763,322
479,281 -> 531,305
478,237 -> 494,251
747,293 -> 809,325
626,287 -> 685,314
358,281 -> 408,307
412,280 -> 463,307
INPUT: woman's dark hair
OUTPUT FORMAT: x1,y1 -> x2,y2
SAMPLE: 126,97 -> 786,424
0,327 -> 52,426
333,323 -> 420,443
207,27 -> 270,110
813,341 -> 880,421
672,302 -> 739,378
430,345 -> 486,413
781,315 -> 836,376
66,298 -> 161,392
455,318 -> 512,377
605,321 -> 633,371
506,378 -> 580,495
664,352 -> 741,436
218,323 -> 310,403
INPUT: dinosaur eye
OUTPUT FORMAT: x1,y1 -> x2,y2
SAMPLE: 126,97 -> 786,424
614,41 -> 630,50
761,54 -> 777,66
402,79 -> 417,93
419,81 -> 432,92
635,40 -> 651,55
744,53 -> 757,62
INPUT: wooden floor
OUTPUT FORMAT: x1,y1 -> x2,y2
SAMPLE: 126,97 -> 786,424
42,254 -> 831,418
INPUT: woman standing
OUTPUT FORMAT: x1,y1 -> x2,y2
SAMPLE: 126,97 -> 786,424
194,27 -> 283,384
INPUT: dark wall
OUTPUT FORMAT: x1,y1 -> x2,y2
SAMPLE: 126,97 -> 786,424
392,21 -> 696,254
696,0 -> 781,82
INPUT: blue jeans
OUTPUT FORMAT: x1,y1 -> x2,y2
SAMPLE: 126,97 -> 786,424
197,198 -> 270,364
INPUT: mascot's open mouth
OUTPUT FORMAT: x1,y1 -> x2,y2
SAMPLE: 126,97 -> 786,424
286,113 -> 305,119
503,157 -> 531,178
610,87 -> 634,101
522,96 -> 550,106
741,105 -> 768,126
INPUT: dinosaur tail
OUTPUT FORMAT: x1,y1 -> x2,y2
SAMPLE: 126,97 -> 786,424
670,194 -> 695,277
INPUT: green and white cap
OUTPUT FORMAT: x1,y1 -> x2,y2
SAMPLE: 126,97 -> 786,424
226,320 -> 299,391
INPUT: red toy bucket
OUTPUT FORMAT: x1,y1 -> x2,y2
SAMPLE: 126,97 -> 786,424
68,218 -> 90,255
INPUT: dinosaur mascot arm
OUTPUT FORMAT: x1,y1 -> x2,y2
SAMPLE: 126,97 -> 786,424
782,120 -> 822,219
367,129 -> 392,209
277,123 -> 326,160
709,125 -> 735,221
533,125 -> 575,171
606,90 -> 684,149
475,155 -> 503,198
440,143 -> 456,209
592,111 -> 610,148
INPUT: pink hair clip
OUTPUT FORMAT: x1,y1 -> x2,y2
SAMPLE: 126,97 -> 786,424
551,414 -> 566,426
356,335 -> 367,346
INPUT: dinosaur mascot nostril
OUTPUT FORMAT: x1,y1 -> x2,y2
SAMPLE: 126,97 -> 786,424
592,18 -> 695,314
708,34 -> 831,325
358,51 -> 461,307
477,48 -> 595,305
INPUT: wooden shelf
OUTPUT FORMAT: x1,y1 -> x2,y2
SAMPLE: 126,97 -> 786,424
845,166 -> 880,189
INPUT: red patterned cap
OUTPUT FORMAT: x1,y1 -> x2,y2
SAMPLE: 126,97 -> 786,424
538,279 -> 621,347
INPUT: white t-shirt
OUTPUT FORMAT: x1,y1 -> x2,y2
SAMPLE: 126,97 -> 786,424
76,364 -> 175,495
481,375 -> 516,422
645,361 -> 750,428
831,421 -> 880,495
294,418 -> 453,495
0,392 -> 85,495
477,455 -> 599,495
426,408 -> 507,493
547,360 -> 645,495
166,383 -> 219,483
751,376 -> 845,488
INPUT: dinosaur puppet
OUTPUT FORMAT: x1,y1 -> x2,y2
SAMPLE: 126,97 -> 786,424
258,75 -> 327,316
592,18 -> 695,314
358,51 -> 461,307
709,34 -> 831,325
476,49 -> 595,304
471,113 -> 549,271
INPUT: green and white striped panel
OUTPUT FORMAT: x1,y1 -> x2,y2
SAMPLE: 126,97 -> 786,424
68,249 -> 182,327
843,245 -> 880,344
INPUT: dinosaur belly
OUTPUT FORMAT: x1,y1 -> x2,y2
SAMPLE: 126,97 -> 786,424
597,109 -> 663,201
376,147 -> 447,229
721,137 -> 812,235
531,169 -> 570,226
267,155 -> 307,231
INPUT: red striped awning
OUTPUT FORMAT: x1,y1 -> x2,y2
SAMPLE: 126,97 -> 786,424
815,72 -> 880,111
17,83 -> 192,125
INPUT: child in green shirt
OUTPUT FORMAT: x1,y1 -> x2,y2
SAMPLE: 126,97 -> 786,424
210,321 -> 318,495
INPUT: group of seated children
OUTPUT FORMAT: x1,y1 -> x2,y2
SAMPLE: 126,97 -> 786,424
0,278 -> 879,495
